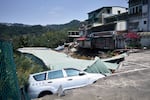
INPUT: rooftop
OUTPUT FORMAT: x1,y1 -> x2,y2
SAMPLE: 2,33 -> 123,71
88,6 -> 127,14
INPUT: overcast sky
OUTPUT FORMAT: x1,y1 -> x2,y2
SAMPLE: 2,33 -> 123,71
0,0 -> 128,25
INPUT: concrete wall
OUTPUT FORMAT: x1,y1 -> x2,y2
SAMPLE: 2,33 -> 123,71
128,18 -> 146,32
112,7 -> 127,15
128,3 -> 150,31
140,18 -> 148,31
142,5 -> 148,31
140,37 -> 150,47
116,21 -> 127,31
148,0 -> 150,31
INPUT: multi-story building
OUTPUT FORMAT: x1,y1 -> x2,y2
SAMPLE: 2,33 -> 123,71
77,1 -> 150,49
68,31 -> 80,42
128,0 -> 150,31
87,6 -> 127,27
77,6 -> 128,49
128,0 -> 150,47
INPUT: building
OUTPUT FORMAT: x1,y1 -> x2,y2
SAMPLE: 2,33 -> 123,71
68,31 -> 80,42
128,0 -> 150,47
77,7 -> 128,49
128,0 -> 150,31
104,13 -> 128,49
87,6 -> 127,27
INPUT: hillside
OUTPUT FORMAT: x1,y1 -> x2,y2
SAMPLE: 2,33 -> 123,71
46,20 -> 81,31
0,20 -> 81,49
0,20 -> 81,37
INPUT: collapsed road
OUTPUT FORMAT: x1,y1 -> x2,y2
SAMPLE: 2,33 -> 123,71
35,50 -> 150,100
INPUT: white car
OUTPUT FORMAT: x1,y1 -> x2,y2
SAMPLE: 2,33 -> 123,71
28,68 -> 105,99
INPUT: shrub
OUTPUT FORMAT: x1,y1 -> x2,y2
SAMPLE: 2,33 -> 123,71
14,53 -> 48,87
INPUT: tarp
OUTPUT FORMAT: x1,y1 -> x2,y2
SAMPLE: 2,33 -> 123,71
104,62 -> 119,70
18,47 -> 119,75
85,58 -> 112,75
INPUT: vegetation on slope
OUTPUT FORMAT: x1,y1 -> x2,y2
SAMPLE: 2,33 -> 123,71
0,20 -> 80,49
0,20 -> 81,87
14,53 -> 48,87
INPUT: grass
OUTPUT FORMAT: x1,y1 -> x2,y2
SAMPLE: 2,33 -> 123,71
14,53 -> 48,87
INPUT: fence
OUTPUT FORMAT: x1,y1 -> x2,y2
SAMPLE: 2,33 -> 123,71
0,39 -> 21,100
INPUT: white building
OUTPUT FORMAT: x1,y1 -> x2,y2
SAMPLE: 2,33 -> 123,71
68,31 -> 80,42
87,6 -> 128,27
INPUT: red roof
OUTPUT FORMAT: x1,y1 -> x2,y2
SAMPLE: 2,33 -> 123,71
125,32 -> 140,39
77,37 -> 87,41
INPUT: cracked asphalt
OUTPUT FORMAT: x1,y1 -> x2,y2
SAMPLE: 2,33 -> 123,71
35,50 -> 150,100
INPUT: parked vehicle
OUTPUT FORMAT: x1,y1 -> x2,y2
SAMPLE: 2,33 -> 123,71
28,68 -> 105,99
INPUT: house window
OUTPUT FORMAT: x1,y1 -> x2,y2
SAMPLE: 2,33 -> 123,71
144,21 -> 147,24
107,9 -> 111,14
139,6 -> 142,13
129,8 -> 133,14
133,8 -> 135,14
136,6 -> 138,13
118,10 -> 121,14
